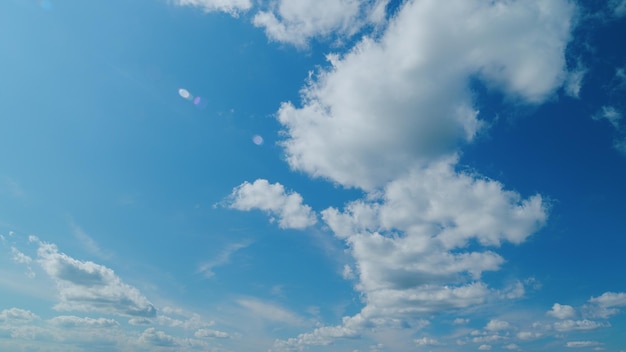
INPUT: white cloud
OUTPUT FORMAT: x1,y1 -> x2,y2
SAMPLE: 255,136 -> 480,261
237,298 -> 304,325
194,328 -> 230,339
586,291 -> 626,318
453,318 -> 470,325
277,0 -> 575,190
479,344 -> 492,350
593,106 -> 623,129
566,341 -> 603,348
139,327 -> 179,347
253,0 -> 389,48
547,303 -> 576,319
36,242 -> 156,318
564,66 -> 587,98
171,0 -> 251,16
226,179 -> 317,229
485,319 -> 510,331
48,316 -> 120,328
414,337 -> 440,346
198,241 -> 251,278
553,319 -> 607,332
0,308 -> 39,323
505,344 -> 521,350
516,331 -> 542,340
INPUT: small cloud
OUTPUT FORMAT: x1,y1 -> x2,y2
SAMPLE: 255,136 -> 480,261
225,179 -> 317,229
171,0 -> 252,16
194,328 -> 230,339
593,106 -> 623,130
566,341 -> 603,348
198,241 -> 251,278
564,66 -> 587,98
415,337 -> 440,346
547,303 -> 576,319
0,308 -> 40,323
553,319 -> 608,332
479,344 -> 492,350
485,319 -> 510,331
453,318 -> 470,325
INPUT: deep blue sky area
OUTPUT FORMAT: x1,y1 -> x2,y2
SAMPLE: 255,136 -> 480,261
1,1 -> 625,351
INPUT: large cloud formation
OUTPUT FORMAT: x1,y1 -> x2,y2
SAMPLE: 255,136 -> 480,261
264,0 -> 577,350
277,0 -> 575,190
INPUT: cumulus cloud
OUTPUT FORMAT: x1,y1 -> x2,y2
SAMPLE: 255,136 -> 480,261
277,0 -> 575,190
547,303 -> 576,319
194,328 -> 230,339
253,0 -> 389,48
0,308 -> 39,323
414,337 -> 440,346
139,327 -> 179,347
485,319 -> 511,331
226,179 -> 317,229
172,0 -> 251,16
586,291 -> 626,318
36,242 -> 156,318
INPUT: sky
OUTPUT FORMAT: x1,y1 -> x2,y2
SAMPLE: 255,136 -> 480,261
1,0 -> 626,351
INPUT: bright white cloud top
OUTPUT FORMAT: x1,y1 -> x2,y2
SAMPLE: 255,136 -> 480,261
1,0 -> 625,351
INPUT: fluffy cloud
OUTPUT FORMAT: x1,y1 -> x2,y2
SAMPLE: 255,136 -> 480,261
586,291 -> 626,318
253,0 -> 389,47
277,0 -> 575,190
36,242 -> 156,318
172,0 -> 252,16
547,303 -> 576,319
414,337 -> 440,346
485,319 -> 511,331
139,327 -> 179,347
194,328 -> 229,339
226,179 -> 317,229
0,308 -> 39,323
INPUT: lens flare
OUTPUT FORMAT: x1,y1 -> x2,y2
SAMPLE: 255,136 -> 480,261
178,88 -> 191,99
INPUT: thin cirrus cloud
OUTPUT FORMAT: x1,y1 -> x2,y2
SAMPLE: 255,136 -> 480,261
172,0 -> 252,16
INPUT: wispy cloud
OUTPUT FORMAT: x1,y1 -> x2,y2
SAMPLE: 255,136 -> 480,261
198,241 -> 251,278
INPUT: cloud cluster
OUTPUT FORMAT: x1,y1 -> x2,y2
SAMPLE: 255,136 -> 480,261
226,179 -> 317,229
253,0 -> 389,48
36,242 -> 156,318
277,0 -> 574,190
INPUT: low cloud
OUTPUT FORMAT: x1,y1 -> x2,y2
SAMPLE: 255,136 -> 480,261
226,179 -> 317,229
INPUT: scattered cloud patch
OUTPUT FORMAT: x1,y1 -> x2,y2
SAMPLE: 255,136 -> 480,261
566,340 -> 603,348
0,308 -> 40,323
253,0 -> 389,48
36,241 -> 156,318
226,179 -> 317,229
553,319 -> 607,332
194,328 -> 230,339
48,316 -> 120,328
198,241 -> 251,278
547,303 -> 576,319
172,0 -> 252,16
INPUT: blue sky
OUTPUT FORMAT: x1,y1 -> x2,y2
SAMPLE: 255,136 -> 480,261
1,0 -> 626,351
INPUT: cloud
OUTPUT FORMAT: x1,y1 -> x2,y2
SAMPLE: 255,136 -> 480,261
194,328 -> 230,339
171,0 -> 252,16
517,331 -> 542,340
226,179 -> 317,229
253,0 -> 389,48
564,66 -> 587,98
139,327 -> 179,347
566,341 -> 603,348
485,319 -> 511,331
593,106 -> 623,129
586,291 -> 626,318
610,0 -> 626,17
36,242 -> 156,318
547,303 -> 576,319
48,316 -> 120,328
414,337 -> 440,346
553,319 -> 607,332
237,298 -> 304,325
198,241 -> 251,278
276,0 -> 575,190
479,345 -> 492,351
0,308 -> 39,323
